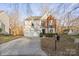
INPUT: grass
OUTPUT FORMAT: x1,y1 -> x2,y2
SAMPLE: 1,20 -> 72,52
0,34 -> 22,44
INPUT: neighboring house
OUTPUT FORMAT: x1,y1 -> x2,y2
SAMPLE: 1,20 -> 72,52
67,17 -> 79,35
0,11 -> 10,34
0,10 -> 24,36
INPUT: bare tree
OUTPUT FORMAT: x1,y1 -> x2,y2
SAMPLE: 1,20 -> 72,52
40,3 -> 50,16
26,3 -> 33,17
60,4 -> 79,30
9,4 -> 23,35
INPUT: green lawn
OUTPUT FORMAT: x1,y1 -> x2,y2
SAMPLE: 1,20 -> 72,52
0,34 -> 21,44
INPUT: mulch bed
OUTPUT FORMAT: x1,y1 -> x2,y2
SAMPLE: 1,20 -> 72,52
41,36 -> 78,56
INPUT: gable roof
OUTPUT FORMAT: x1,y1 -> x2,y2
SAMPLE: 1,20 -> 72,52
25,16 -> 42,20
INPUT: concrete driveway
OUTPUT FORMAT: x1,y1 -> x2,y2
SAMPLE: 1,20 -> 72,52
0,37 -> 47,56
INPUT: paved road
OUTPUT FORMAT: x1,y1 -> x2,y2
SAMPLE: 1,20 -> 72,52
0,37 -> 47,56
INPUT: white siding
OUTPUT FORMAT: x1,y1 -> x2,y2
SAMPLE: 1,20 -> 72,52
0,12 -> 9,34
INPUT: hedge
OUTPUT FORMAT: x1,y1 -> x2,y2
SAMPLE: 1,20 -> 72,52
40,32 -> 57,37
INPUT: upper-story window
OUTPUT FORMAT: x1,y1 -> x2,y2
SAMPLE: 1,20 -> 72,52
49,20 -> 53,25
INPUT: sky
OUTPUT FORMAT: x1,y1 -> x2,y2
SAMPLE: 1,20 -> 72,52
0,3 -> 79,22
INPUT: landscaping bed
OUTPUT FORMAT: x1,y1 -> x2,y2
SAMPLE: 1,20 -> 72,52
41,34 -> 77,56
40,32 -> 57,37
